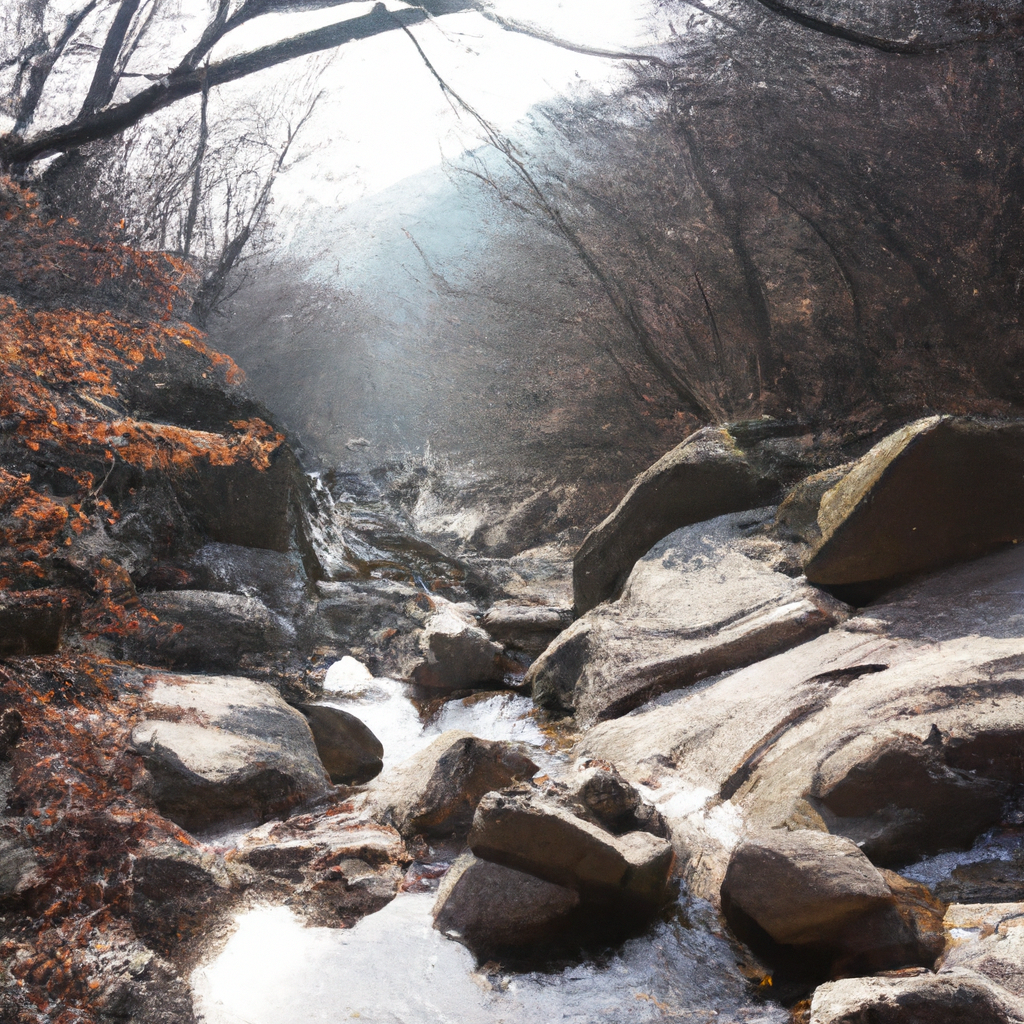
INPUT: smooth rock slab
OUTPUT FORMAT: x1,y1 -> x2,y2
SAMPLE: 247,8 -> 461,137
810,969 -> 1024,1024
369,730 -> 537,839
293,703 -> 383,785
432,851 -> 580,954
480,601 -> 573,654
579,545 -> 1024,898
130,672 -> 331,833
468,788 -> 674,908
530,509 -> 849,725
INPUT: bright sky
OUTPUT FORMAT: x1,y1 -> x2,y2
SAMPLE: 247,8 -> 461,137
211,0 -> 660,210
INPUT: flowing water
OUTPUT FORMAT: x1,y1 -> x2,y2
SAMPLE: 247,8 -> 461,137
191,656 -> 789,1024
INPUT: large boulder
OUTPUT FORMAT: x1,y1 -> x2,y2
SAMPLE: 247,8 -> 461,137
572,424 -> 792,614
468,788 -> 675,909
578,544 -> 1024,899
127,590 -> 295,672
803,417 -> 1024,586
722,831 -> 893,948
432,851 -> 580,955
369,731 -> 537,839
529,509 -> 849,724
130,672 -> 332,833
721,831 -> 944,978
292,703 -> 383,785
403,600 -> 506,690
810,970 -> 1024,1024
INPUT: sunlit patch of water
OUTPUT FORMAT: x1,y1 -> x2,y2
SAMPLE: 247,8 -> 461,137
192,894 -> 787,1024
322,657 -> 567,773
899,826 -> 1024,888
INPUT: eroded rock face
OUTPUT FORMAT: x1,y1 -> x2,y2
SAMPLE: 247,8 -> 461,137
579,545 -> 1024,899
480,601 -> 573,654
572,426 -> 786,615
432,851 -> 580,955
130,672 -> 332,833
530,509 -> 849,724
369,731 -> 537,839
468,788 -> 674,909
803,417 -> 1024,587
810,969 -> 1024,1024
293,703 -> 383,785
0,831 -> 42,906
0,590 -> 72,656
230,811 -> 408,927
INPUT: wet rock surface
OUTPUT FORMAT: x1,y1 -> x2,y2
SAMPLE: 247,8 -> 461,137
531,508 -> 849,724
130,672 -> 332,833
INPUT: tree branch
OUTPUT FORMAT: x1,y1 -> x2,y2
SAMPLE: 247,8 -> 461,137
1,1 -> 467,167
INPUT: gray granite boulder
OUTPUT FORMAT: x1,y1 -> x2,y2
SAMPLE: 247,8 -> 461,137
130,672 -> 332,833
530,509 -> 849,724
293,703 -> 383,785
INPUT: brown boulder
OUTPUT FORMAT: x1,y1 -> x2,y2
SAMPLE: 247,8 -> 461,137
804,417 -> 1024,586
468,788 -> 674,908
432,851 -> 580,955
293,703 -> 383,785
369,731 -> 537,839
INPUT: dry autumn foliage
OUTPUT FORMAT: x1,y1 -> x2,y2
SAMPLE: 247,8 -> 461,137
0,176 -> 287,1022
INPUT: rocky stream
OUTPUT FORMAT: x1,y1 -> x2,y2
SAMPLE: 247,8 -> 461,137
7,350 -> 1024,1024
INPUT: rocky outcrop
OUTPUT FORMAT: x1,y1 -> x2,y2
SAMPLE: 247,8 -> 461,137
0,590 -> 75,656
572,424 -> 793,614
801,417 -> 1024,587
530,509 -> 849,724
579,543 -> 1024,899
810,970 -> 1024,1024
369,731 -> 537,839
403,600 -> 506,690
292,703 -> 383,785
130,672 -> 332,833
432,851 -> 580,955
126,590 -> 295,672
468,788 -> 674,909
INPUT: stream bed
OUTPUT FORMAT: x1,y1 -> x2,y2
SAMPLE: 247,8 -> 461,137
190,657 -> 789,1024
